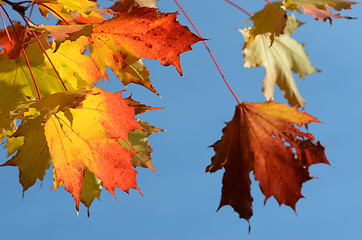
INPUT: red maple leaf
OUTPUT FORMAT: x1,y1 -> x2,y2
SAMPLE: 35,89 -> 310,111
207,101 -> 330,221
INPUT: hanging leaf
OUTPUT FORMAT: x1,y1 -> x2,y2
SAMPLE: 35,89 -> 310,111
240,15 -> 319,108
207,101 -> 329,221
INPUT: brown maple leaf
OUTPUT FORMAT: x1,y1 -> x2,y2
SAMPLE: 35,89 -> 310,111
206,101 -> 329,221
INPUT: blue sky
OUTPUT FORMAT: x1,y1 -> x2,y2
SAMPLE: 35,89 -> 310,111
0,0 -> 362,239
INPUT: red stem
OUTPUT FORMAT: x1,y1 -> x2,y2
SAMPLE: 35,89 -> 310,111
173,0 -> 241,105
20,16 -> 68,91
18,1 -> 70,25
225,0 -> 252,17
265,0 -> 271,3
0,5 -> 42,99
0,9 -> 17,58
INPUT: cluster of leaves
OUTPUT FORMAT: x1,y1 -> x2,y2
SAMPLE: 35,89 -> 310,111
206,0 -> 357,223
0,0 -> 358,229
0,0 -> 201,214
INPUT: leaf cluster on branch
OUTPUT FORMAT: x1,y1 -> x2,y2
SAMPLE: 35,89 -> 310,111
0,0 -> 358,230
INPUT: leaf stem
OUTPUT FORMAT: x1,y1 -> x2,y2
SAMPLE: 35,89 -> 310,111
0,5 -> 42,99
17,1 -> 71,25
21,15 -> 68,91
0,9 -> 17,58
173,0 -> 241,105
225,0 -> 252,17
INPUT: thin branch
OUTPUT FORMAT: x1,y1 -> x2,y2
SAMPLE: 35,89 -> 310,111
225,0 -> 252,17
17,1 -> 71,25
0,9 -> 17,58
0,5 -> 42,99
21,15 -> 68,91
173,0 -> 241,105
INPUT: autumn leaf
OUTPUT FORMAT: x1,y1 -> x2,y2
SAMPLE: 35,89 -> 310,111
245,1 -> 287,47
240,15 -> 319,108
89,7 -> 203,78
2,90 -> 89,194
206,101 -> 329,221
2,88 -> 143,212
284,0 -> 358,24
44,88 -> 143,211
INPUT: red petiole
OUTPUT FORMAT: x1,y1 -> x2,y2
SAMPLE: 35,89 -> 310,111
173,0 -> 241,105
0,5 -> 42,99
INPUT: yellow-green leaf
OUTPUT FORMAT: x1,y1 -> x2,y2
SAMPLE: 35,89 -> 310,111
240,15 -> 319,108
2,119 -> 51,193
246,2 -> 287,47
129,119 -> 165,172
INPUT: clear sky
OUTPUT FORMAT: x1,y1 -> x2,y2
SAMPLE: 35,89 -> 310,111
0,0 -> 361,239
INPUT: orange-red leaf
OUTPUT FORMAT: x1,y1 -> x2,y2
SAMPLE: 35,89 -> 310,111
44,88 -> 143,211
206,101 -> 329,221
90,7 -> 203,76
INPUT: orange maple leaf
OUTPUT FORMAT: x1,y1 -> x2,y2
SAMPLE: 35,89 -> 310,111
206,101 -> 329,221
90,7 -> 203,77
43,88 -> 143,211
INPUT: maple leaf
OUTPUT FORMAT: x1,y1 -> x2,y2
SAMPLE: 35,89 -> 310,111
206,101 -> 329,221
4,88 -> 143,211
44,88 -> 143,211
89,7 -> 202,77
284,0 -> 358,24
2,90 -> 89,193
240,15 -> 319,108
245,1 -> 287,47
